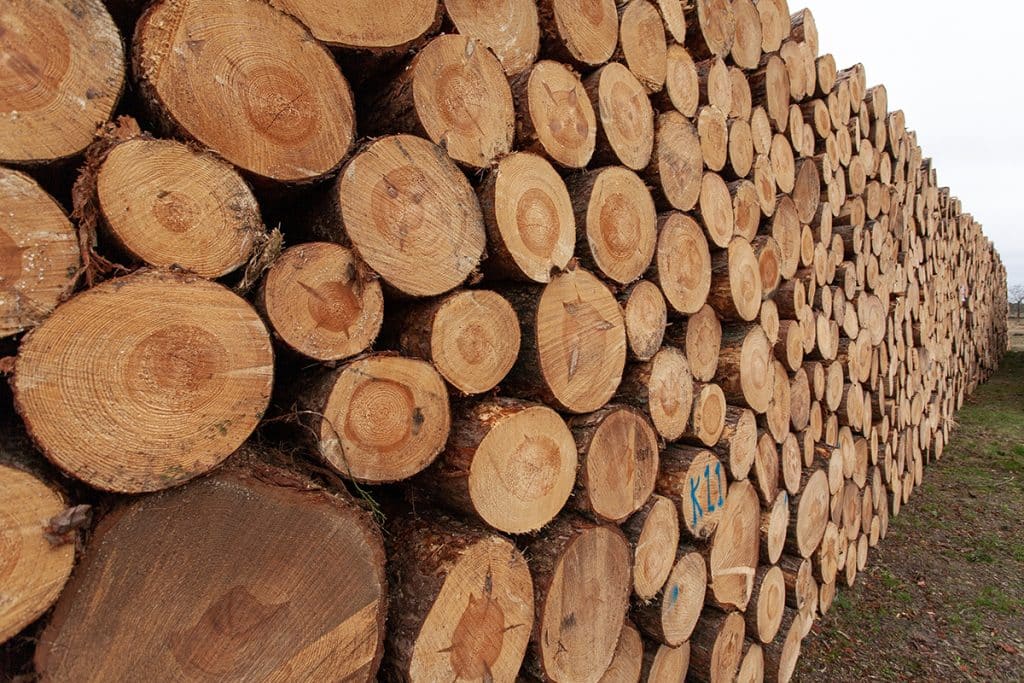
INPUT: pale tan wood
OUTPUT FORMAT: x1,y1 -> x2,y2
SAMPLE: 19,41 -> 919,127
135,0 -> 355,183
14,270 -> 273,493
0,169 -> 80,338
260,242 -> 383,362
0,464 -> 76,644
0,0 -> 124,164
478,152 -> 576,283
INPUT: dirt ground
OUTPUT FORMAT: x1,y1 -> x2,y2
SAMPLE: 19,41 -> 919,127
797,350 -> 1024,681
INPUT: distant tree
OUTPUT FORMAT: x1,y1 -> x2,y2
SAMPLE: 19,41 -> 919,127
1009,284 -> 1024,318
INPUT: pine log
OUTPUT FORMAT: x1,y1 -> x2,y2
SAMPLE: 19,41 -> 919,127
762,608 -> 804,683
366,34 -> 514,168
617,345 -> 693,441
0,461 -> 75,644
640,641 -> 690,681
730,0 -> 764,70
316,134 -> 485,297
693,60 -> 729,116
444,0 -> 538,76
753,0 -> 790,53
714,323 -> 774,414
644,112 -> 703,212
621,281 -> 668,361
258,242 -> 383,362
698,172 -> 736,248
752,431 -> 780,505
525,515 -> 632,683
761,491 -> 790,565
567,166 -> 657,284
624,495 -> 680,601
383,512 -> 533,681
297,353 -> 450,484
658,446 -> 727,540
478,152 -> 576,283
134,0 -> 356,183
0,168 -> 80,338
513,60 -> 598,168
732,179 -> 761,241
787,468 -> 830,558
659,44 -> 699,117
538,0 -> 619,68
569,406 -> 660,523
685,0 -> 735,59
85,135 -> 264,278
13,270 -> 273,492
35,454 -> 388,681
707,480 -> 761,611
713,404 -> 758,481
599,620 -> 644,683
274,0 -> 439,50
504,266 -> 627,414
737,641 -> 765,683
424,398 -> 576,534
649,212 -> 712,315
635,551 -> 707,647
396,289 -> 520,395
584,63 -> 655,170
688,610 -> 745,683
683,382 -> 728,447
617,0 -> 668,93
0,0 -> 124,165
744,565 -> 786,644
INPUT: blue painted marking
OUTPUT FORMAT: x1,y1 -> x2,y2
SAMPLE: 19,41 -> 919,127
689,475 -> 703,526
715,462 -> 724,507
705,464 -> 715,512
669,584 -> 680,606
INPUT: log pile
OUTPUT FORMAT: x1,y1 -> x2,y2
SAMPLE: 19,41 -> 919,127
0,0 -> 1009,681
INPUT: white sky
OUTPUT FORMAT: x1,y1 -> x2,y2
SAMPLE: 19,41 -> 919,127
808,1 -> 1024,288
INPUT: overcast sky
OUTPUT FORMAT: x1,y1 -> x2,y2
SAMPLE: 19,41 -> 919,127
808,1 -> 1023,289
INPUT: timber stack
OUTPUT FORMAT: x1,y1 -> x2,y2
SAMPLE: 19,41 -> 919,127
0,0 -> 1008,681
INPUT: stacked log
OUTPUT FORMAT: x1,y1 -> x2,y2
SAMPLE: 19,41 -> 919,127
0,1 -> 1009,681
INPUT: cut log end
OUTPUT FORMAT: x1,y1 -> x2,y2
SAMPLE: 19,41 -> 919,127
14,270 -> 273,493
95,137 -> 263,278
623,281 -> 667,361
315,354 -> 450,484
337,134 -> 485,297
577,166 -> 657,285
530,517 -> 631,682
0,464 -> 76,644
0,0 -> 124,164
135,0 -> 355,182
521,60 -> 598,168
709,480 -> 761,611
445,0 -> 539,76
404,34 -> 515,168
0,169 -> 80,339
273,0 -> 439,49
627,494 -> 680,601
401,289 -> 521,395
573,406 -> 659,523
589,63 -> 655,170
654,212 -> 711,316
386,514 -> 534,682
544,0 -> 619,67
532,267 -> 627,413
261,242 -> 383,362
35,460 -> 388,681
481,152 -> 575,283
